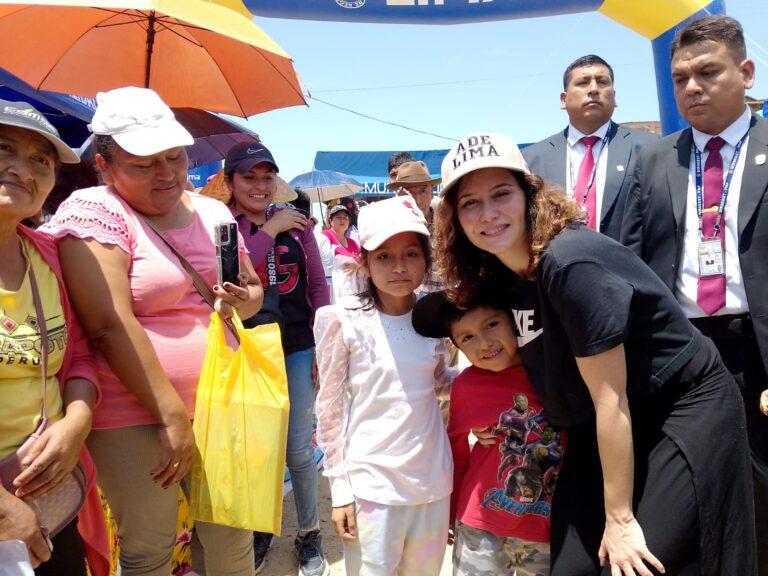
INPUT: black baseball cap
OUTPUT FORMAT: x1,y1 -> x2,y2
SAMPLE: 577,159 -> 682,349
412,287 -> 515,340
0,99 -> 79,163
412,291 -> 455,339
224,141 -> 279,175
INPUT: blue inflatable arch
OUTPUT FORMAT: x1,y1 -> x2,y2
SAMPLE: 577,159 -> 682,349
245,0 -> 726,134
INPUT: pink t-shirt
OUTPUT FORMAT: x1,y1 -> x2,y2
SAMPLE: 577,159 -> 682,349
322,229 -> 360,259
43,186 -> 241,429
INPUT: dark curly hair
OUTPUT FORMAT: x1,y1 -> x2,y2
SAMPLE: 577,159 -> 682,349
434,170 -> 582,305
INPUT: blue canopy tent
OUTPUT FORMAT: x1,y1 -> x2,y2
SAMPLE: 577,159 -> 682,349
314,149 -> 449,197
314,145 -> 531,197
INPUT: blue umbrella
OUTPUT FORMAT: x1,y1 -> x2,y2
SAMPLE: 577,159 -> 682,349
0,67 -> 94,146
289,170 -> 363,202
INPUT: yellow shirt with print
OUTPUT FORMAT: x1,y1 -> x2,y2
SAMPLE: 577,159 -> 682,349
0,238 -> 65,460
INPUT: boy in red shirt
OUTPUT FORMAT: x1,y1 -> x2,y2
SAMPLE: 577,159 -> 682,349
413,289 -> 565,576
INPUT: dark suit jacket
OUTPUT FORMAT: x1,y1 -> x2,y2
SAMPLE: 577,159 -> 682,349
522,121 -> 658,241
621,114 -> 768,374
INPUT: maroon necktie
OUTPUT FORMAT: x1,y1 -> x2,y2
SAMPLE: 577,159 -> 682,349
696,136 -> 726,316
575,136 -> 600,229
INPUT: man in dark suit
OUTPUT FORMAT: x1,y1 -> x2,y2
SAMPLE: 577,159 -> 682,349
622,15 -> 767,572
522,55 -> 657,241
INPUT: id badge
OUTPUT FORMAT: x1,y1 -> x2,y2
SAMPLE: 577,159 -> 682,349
698,239 -> 724,277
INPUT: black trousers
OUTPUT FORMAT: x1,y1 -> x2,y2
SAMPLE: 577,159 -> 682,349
550,427 -> 701,576
551,338 -> 756,576
710,335 -> 768,575
34,518 -> 86,576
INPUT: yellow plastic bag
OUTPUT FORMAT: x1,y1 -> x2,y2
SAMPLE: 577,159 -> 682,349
189,313 -> 289,534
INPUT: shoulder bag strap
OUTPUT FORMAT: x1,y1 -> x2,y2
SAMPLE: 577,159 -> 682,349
26,249 -> 49,428
141,216 -> 240,344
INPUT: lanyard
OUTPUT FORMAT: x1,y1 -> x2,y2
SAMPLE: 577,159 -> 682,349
694,133 -> 747,239
568,131 -> 610,204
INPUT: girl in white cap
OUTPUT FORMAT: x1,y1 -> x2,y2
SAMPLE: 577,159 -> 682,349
313,195 -> 454,576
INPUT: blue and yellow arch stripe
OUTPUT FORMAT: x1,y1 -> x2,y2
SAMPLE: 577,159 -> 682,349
598,0 -> 711,39
245,0 -> 715,34
245,0 -> 726,134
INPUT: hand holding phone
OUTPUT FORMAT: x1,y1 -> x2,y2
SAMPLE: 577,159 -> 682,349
215,221 -> 240,288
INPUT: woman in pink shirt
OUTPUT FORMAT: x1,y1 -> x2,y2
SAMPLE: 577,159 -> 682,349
43,88 -> 263,576
322,204 -> 360,259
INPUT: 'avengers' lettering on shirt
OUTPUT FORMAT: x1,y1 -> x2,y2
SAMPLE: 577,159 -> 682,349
481,394 -> 564,517
481,487 -> 551,518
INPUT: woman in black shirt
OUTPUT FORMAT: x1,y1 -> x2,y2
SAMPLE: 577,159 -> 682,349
433,133 -> 755,575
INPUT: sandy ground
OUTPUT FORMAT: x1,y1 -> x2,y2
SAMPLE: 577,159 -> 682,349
192,476 -> 453,576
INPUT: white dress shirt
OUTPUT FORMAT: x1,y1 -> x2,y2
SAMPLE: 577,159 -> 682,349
676,105 -> 751,318
565,120 -> 610,225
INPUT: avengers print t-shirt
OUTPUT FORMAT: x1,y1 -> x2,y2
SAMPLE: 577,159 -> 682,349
447,365 -> 565,542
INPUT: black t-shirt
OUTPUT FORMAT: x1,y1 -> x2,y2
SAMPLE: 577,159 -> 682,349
273,231 -> 313,353
509,223 -> 701,427
245,223 -> 314,354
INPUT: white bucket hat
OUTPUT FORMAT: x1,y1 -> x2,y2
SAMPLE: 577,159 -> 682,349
440,132 -> 530,197
89,87 -> 193,156
357,195 -> 430,251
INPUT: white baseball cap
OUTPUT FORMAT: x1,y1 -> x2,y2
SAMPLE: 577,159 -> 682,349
358,195 -> 430,251
440,132 -> 530,197
89,87 -> 193,157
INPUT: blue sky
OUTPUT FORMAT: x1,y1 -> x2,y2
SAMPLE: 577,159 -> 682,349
239,1 -> 768,181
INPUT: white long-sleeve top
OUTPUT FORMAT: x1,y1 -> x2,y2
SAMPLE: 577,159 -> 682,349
314,298 -> 454,507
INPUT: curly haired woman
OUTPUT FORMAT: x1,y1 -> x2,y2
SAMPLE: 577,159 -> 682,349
433,132 -> 756,576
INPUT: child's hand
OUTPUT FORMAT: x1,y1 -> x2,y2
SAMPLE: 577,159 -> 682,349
471,426 -> 498,447
760,389 -> 768,416
332,503 -> 358,542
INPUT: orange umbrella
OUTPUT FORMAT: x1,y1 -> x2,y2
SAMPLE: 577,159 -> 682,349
0,1 -> 306,117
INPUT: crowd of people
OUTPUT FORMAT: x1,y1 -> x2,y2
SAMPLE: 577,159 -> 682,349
0,12 -> 766,576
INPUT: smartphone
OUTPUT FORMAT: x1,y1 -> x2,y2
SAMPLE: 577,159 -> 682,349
215,221 -> 240,287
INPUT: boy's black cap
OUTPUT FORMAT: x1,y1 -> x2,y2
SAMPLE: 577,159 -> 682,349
412,287 -> 515,340
224,141 -> 278,175
412,291 -> 456,339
